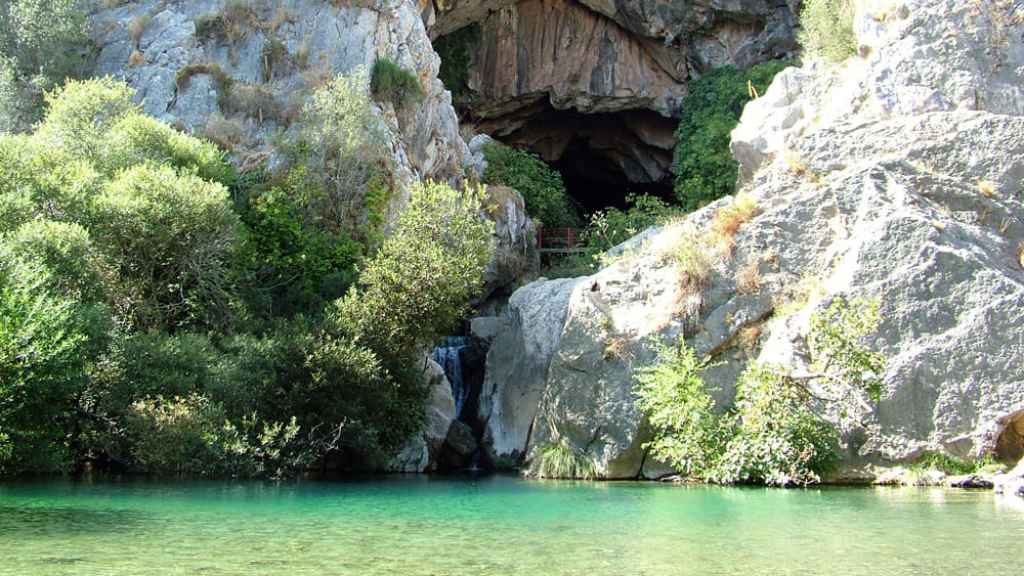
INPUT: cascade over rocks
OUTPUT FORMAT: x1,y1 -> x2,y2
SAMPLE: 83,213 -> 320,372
480,0 -> 1024,480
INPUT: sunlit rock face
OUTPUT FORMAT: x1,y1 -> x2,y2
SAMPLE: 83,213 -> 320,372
481,0 -> 1024,479
91,0 -> 470,215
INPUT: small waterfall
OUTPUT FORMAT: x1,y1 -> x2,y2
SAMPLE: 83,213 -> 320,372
432,336 -> 470,418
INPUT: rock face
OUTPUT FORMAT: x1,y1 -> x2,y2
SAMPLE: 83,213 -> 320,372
479,184 -> 540,311
430,0 -> 799,186
482,0 -> 1024,479
90,0 -> 469,212
387,359 -> 457,473
479,277 -> 582,463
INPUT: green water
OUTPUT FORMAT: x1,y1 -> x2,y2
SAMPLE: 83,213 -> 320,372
1,476 -> 1021,576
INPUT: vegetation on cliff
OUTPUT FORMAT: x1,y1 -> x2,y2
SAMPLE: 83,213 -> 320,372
636,297 -> 885,486
0,0 -> 94,132
481,141 -> 580,228
0,77 -> 494,477
799,0 -> 857,63
671,61 -> 790,212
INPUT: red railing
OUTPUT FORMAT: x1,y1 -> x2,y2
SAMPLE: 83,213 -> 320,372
537,227 -> 581,251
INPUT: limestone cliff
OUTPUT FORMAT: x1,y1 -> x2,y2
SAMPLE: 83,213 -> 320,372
481,0 -> 1024,479
90,0 -> 469,215
428,0 -> 800,186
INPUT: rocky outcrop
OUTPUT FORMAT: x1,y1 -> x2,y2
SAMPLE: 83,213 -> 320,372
90,0 -> 469,212
482,0 -> 1024,479
995,460 -> 1024,497
479,184 -> 540,311
479,277 -> 582,463
387,359 -> 457,472
430,0 -> 799,187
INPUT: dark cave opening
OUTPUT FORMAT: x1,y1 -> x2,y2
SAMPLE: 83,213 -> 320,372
553,140 -> 675,214
475,104 -> 678,217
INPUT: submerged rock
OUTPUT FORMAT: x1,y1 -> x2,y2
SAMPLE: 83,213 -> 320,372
947,475 -> 994,490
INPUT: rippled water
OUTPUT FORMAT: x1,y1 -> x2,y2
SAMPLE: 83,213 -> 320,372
1,475 -> 1021,576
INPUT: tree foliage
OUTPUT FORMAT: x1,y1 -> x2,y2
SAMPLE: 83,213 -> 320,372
798,0 -> 857,63
0,0 -> 93,132
637,296 -> 886,486
331,180 -> 494,361
672,61 -> 789,212
0,74 -> 497,478
481,142 -> 580,228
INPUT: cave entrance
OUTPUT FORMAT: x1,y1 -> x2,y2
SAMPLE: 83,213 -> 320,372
995,410 -> 1024,464
475,104 -> 678,215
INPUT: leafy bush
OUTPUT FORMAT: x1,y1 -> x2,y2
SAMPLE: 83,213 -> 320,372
123,394 -> 227,476
714,364 -> 840,486
0,0 -> 93,131
2,220 -> 108,303
370,57 -> 424,109
530,440 -> 596,479
236,180 -> 364,320
798,0 -> 857,63
0,134 -> 102,230
482,142 -> 580,228
91,164 -> 241,331
544,194 -> 678,277
808,296 -> 885,401
36,78 -> 140,159
583,194 -> 675,254
638,296 -> 887,486
101,113 -> 236,186
123,393 -> 311,479
672,61 -> 790,211
0,236 -> 109,474
635,340 -> 727,477
290,67 -> 388,233
331,180 -> 494,360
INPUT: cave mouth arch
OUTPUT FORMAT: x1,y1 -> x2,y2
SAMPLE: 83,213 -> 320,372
474,103 -> 679,215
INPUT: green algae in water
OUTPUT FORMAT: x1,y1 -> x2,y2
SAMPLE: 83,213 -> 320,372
1,475 -> 1021,575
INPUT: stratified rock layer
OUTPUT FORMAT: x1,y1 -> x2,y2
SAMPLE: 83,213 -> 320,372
431,0 -> 798,185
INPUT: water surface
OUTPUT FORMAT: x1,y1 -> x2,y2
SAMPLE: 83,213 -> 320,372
1,475 -> 1020,575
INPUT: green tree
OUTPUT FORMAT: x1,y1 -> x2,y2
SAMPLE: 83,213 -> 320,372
332,180 -> 494,359
90,164 -> 242,331
0,0 -> 93,132
672,61 -> 789,211
482,142 -> 580,228
0,225 -> 110,474
290,68 -> 388,234
798,0 -> 857,63
235,170 -> 364,321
